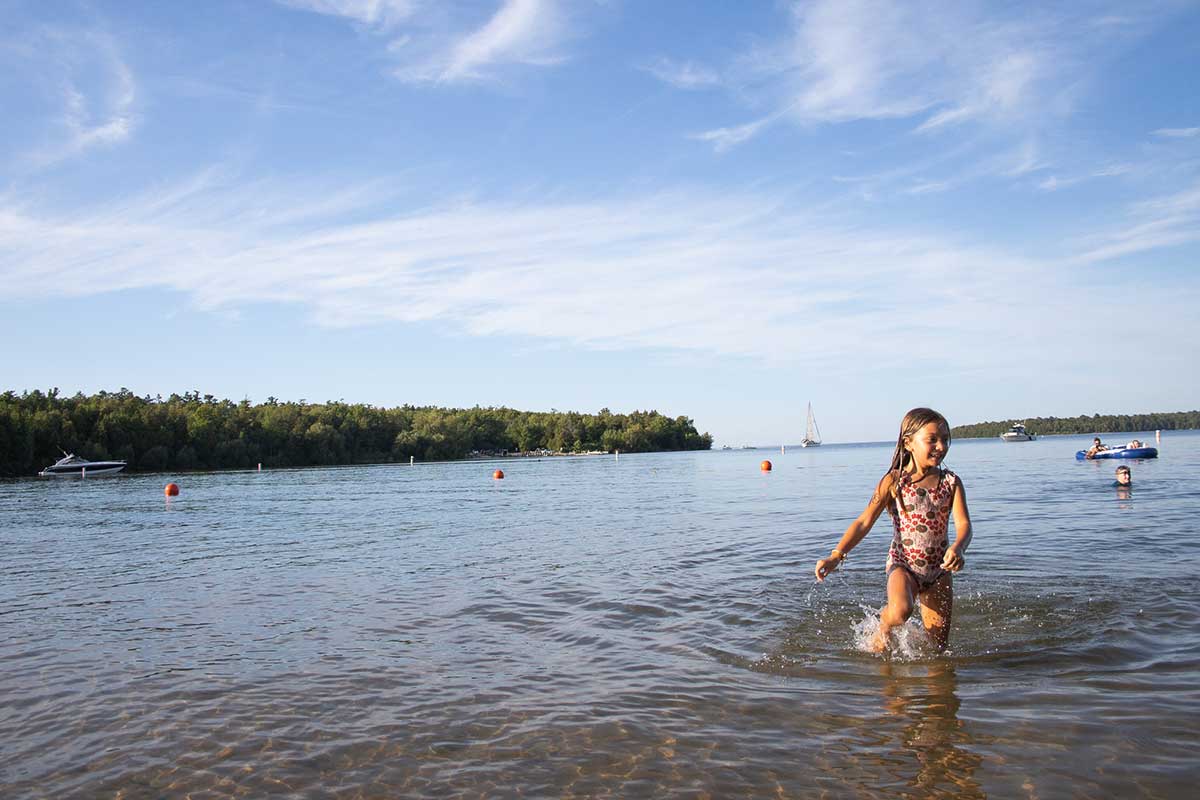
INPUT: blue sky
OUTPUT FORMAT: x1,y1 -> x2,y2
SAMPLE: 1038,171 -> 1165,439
2,0 -> 1199,444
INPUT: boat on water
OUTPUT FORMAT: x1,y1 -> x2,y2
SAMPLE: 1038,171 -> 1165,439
1075,446 -> 1158,460
800,403 -> 821,447
38,453 -> 127,477
1000,423 -> 1035,442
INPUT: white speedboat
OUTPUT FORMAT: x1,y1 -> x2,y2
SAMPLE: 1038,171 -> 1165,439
800,402 -> 822,447
38,453 -> 127,477
1000,423 -> 1035,442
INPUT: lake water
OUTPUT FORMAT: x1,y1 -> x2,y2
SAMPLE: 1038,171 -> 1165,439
2,432 -> 1198,798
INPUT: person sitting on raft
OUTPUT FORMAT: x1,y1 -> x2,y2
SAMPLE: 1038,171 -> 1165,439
1085,437 -> 1108,459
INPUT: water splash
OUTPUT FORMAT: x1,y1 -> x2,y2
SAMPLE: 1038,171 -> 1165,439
850,604 -> 940,661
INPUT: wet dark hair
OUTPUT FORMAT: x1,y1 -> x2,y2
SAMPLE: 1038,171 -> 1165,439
1116,466 -> 1131,474
884,407 -> 950,515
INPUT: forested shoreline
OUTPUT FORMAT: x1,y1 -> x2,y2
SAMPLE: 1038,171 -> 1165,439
951,411 -> 1200,439
0,389 -> 712,476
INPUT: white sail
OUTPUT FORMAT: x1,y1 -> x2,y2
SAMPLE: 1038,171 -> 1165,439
801,403 -> 821,447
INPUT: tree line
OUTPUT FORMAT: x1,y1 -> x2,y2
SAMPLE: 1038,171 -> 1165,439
951,411 -> 1200,439
0,389 -> 713,476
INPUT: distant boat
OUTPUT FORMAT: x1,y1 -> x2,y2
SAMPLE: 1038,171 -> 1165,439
801,403 -> 821,447
1000,423 -> 1035,442
38,452 -> 126,477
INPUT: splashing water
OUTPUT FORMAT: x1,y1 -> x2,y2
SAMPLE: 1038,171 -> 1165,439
850,603 -> 943,660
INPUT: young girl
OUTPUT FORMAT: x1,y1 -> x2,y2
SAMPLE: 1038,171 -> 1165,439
814,408 -> 973,652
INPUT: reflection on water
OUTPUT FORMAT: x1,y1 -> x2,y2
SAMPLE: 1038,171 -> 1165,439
2,433 -> 1199,797
878,662 -> 983,799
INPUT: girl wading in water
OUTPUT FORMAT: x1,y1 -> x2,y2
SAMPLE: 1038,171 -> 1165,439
815,408 -> 973,652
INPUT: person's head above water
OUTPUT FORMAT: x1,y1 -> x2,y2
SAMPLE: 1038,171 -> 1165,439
888,407 -> 951,476
1116,465 -> 1131,485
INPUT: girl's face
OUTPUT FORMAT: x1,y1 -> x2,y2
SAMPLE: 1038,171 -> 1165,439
906,422 -> 950,470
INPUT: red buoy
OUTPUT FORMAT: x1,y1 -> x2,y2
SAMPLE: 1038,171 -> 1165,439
164,483 -> 180,496
493,469 -> 504,480
760,460 -> 772,472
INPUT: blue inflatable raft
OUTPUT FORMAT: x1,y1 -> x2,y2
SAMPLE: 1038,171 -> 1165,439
1075,446 -> 1158,460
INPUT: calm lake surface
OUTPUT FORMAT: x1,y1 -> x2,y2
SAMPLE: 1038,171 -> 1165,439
2,432 -> 1198,798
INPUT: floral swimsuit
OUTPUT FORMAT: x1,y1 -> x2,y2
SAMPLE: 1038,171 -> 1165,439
887,469 -> 958,591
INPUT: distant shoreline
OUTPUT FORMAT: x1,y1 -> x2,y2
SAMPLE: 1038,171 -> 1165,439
950,411 -> 1198,439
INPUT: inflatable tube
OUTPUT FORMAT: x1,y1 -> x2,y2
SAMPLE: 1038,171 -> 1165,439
1075,446 -> 1158,460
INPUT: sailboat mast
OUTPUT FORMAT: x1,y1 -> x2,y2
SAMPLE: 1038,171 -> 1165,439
803,402 -> 821,445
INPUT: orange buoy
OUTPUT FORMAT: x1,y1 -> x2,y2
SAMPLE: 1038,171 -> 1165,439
760,460 -> 772,472
164,483 -> 180,496
493,469 -> 504,480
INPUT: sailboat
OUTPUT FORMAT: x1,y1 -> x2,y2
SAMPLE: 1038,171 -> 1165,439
801,403 -> 822,447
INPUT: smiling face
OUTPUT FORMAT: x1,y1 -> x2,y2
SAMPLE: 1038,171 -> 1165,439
1116,468 -> 1131,485
905,421 -> 951,472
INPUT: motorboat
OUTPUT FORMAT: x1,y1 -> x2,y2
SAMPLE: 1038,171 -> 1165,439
1000,423 -> 1035,442
1075,445 -> 1158,460
38,453 -> 127,477
800,402 -> 822,447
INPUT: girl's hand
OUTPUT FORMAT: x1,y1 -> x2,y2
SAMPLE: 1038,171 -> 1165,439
815,556 -> 841,581
942,547 -> 965,572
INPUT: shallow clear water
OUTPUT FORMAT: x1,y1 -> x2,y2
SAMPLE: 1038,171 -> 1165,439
2,432 -> 1198,798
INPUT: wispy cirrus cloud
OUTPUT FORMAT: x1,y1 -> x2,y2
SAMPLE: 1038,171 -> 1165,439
1153,127 -> 1200,138
2,171 -> 1194,371
688,115 -> 776,153
11,29 -> 137,167
275,0 -> 418,28
1072,179 -> 1200,263
434,0 -> 567,83
282,0 -> 571,85
1037,163 -> 1134,192
641,57 -> 721,90
690,0 -> 1159,158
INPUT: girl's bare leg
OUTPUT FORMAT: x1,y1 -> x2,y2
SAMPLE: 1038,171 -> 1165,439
918,572 -> 954,651
871,568 -> 918,652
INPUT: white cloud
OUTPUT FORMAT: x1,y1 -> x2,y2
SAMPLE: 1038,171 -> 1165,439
2,172 -> 1192,372
275,0 -> 418,28
917,50 -> 1042,133
17,30 -> 138,167
907,180 -> 951,195
285,0 -> 571,85
443,0 -> 566,82
1039,163 -> 1134,191
690,116 -> 775,153
1153,127 -> 1200,138
1072,179 -> 1200,263
1038,175 -> 1075,192
693,0 -> 1157,159
779,0 -> 946,124
642,57 -> 721,90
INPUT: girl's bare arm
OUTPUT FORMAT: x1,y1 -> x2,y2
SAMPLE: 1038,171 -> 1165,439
815,473 -> 894,581
942,479 -> 973,571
